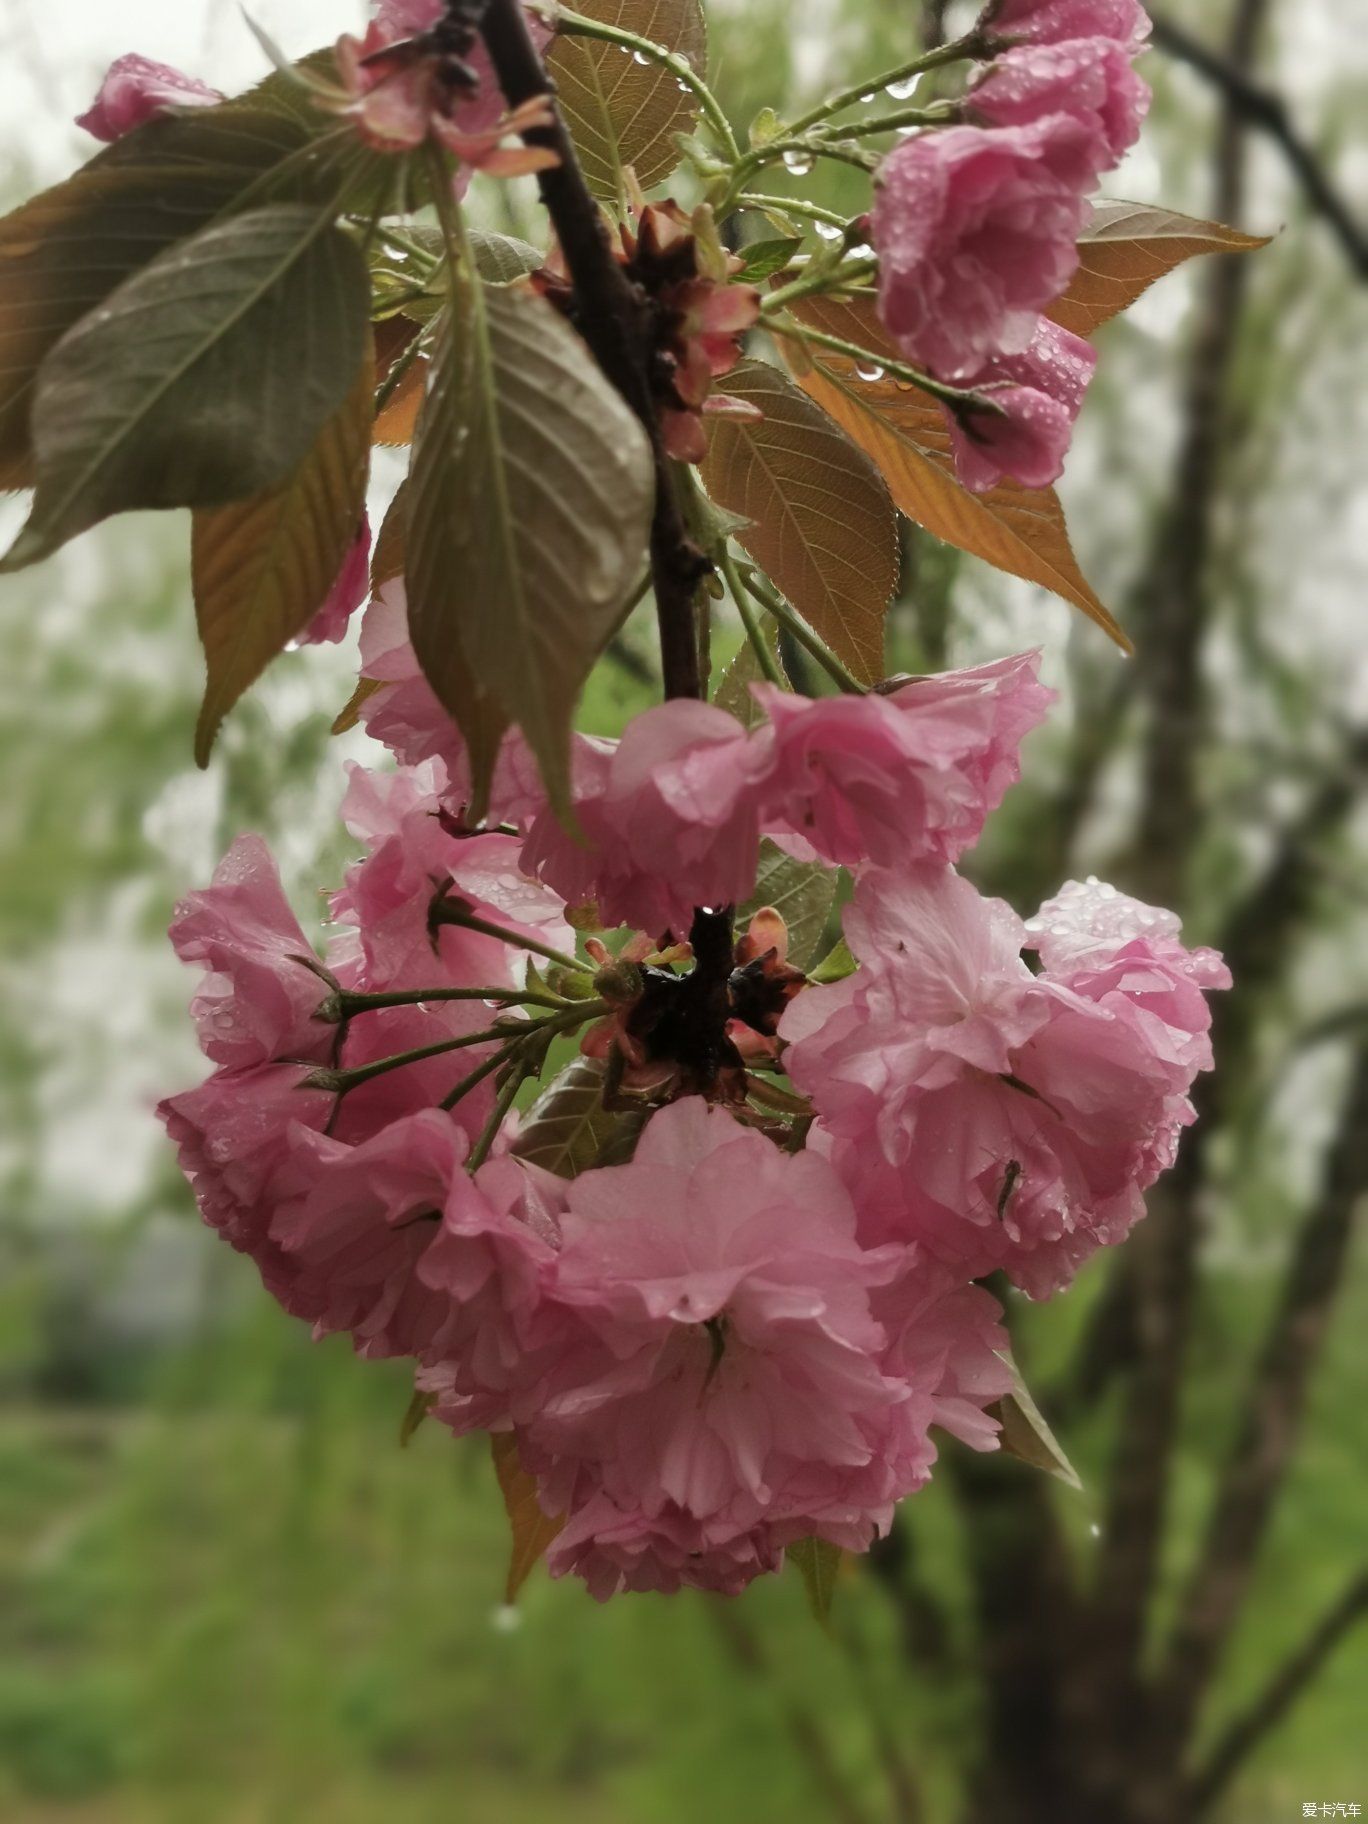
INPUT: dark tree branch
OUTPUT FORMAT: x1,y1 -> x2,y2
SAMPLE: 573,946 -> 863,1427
1191,1566 -> 1368,1814
1150,10 -> 1368,280
474,0 -> 708,700
1157,1043 -> 1368,1741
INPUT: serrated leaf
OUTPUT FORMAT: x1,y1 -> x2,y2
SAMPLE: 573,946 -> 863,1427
374,356 -> 428,447
713,624 -> 786,728
700,358 -> 897,686
547,0 -> 707,201
990,1352 -> 1083,1492
406,281 -> 653,815
1048,200 -> 1270,338
4,203 -> 370,570
789,295 -> 1129,652
490,1432 -> 564,1603
740,840 -> 837,971
468,230 -> 545,284
511,1056 -> 646,1179
735,236 -> 804,282
788,1535 -> 842,1626
191,328 -> 373,762
0,80 -> 353,483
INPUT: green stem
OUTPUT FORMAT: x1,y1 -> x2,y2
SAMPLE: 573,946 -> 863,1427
334,985 -> 565,1017
718,546 -> 785,687
785,33 -> 983,137
313,1020 -> 538,1096
768,315 -> 1005,415
736,193 -> 852,230
440,1043 -> 515,1114
824,101 -> 957,140
548,4 -> 740,162
465,1060 -> 530,1172
740,565 -> 867,696
373,328 -> 426,415
432,904 -> 590,975
762,258 -> 878,315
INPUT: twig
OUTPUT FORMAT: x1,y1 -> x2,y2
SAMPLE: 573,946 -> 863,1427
1149,10 -> 1368,279
1157,1044 -> 1368,1742
1190,1567 -> 1368,1813
475,0 -> 710,700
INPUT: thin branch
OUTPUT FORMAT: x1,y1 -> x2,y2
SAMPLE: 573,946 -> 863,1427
1157,1043 -> 1368,1742
475,0 -> 710,699
1149,11 -> 1368,279
1191,1567 -> 1368,1813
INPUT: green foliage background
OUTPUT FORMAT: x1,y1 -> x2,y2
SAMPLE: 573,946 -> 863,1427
2,2 -> 1366,1819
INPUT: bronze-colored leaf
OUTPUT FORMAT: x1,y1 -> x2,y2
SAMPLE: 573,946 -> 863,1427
371,479 -> 409,590
547,0 -> 707,201
700,358 -> 898,686
490,1431 -> 565,1603
1048,201 -> 1270,338
374,354 -> 428,446
332,674 -> 384,736
790,295 -> 1129,652
511,1056 -> 647,1179
788,1535 -> 843,1626
191,328 -> 374,763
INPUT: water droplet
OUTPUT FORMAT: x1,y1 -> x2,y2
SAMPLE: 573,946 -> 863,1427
283,638 -> 301,653
1088,1522 -> 1103,1539
782,149 -> 815,176
886,75 -> 921,101
490,1604 -> 523,1634
632,49 -> 651,65
846,241 -> 874,260
814,220 -> 842,242
854,361 -> 885,382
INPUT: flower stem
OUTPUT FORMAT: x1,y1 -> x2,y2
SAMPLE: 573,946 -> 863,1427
465,1059 -> 530,1172
762,258 -> 878,315
718,546 -> 785,688
739,565 -> 867,697
767,315 -> 1005,415
334,985 -> 566,1017
736,193 -> 852,230
545,4 -> 740,162
784,34 -> 983,137
431,902 -> 590,974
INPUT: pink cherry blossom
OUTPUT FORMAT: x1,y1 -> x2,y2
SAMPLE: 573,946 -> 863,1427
753,650 -> 1053,867
356,582 -> 567,830
970,39 -> 1151,178
513,1099 -> 958,1550
945,319 -> 1098,493
76,53 -> 221,142
873,120 -> 1093,379
981,0 -> 1151,51
169,834 -> 333,1070
298,516 -> 371,646
331,760 -> 574,992
521,701 -> 772,936
545,1488 -> 785,1600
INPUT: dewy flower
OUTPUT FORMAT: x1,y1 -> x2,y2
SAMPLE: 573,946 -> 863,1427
76,53 -> 221,141
969,38 -> 1151,179
168,834 -> 333,1070
872,119 -> 1094,378
980,0 -> 1152,52
784,867 -> 1229,1296
754,650 -> 1053,867
944,319 -> 1098,493
521,700 -> 772,936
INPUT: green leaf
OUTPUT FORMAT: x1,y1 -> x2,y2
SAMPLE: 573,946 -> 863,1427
406,281 -> 653,815
1048,200 -> 1270,339
808,936 -> 856,985
740,840 -> 837,971
4,202 -> 370,570
735,236 -> 804,282
191,327 -> 374,763
991,1352 -> 1084,1492
788,1535 -> 842,1626
547,0 -> 708,201
748,105 -> 782,148
468,230 -> 546,284
511,1057 -> 646,1179
0,82 -> 352,487
713,622 -> 786,728
490,1432 -> 564,1603
700,358 -> 898,687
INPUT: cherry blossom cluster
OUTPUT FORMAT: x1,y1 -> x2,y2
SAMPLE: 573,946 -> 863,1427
160,576 -> 1229,1599
872,0 -> 1152,493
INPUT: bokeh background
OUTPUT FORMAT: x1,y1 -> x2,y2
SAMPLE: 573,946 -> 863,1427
2,1 -> 1366,1819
